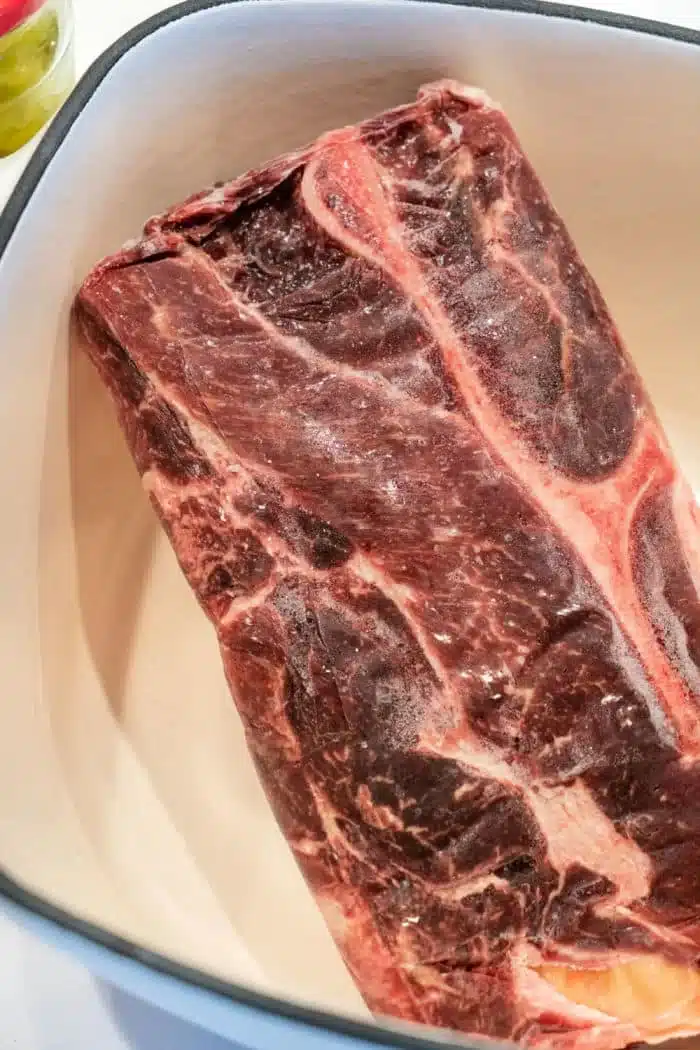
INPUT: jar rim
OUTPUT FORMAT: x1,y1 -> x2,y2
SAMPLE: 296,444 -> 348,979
0,0 -> 43,38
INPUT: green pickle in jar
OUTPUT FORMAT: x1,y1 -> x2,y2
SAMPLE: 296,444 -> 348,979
0,0 -> 73,156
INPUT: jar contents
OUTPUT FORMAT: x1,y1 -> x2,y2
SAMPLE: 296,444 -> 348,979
0,3 -> 73,156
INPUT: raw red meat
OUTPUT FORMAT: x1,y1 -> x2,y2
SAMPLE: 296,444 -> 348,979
76,81 -> 700,1050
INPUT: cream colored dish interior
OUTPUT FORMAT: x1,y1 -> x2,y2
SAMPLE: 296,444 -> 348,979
0,0 -> 699,1040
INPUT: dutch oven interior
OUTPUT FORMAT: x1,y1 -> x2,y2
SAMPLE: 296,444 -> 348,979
0,0 -> 698,1044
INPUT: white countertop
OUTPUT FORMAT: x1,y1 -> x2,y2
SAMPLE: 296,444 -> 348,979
0,0 -> 698,1047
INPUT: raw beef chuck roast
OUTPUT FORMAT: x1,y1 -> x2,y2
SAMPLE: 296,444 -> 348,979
76,81 -> 700,1050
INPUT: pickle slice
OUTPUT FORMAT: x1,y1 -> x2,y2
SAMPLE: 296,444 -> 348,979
0,6 -> 71,156
0,8 -> 59,105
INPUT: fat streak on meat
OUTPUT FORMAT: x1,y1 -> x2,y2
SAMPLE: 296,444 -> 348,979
76,81 -> 700,1050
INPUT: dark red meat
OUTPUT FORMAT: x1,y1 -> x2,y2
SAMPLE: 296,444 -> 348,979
76,81 -> 700,1050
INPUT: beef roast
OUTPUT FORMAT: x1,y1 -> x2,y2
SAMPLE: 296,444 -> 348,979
76,81 -> 700,1050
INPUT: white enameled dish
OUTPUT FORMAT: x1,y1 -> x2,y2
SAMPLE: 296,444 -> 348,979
0,2 -> 698,1048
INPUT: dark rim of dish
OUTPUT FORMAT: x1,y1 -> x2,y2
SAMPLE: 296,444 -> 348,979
0,1 -> 698,1047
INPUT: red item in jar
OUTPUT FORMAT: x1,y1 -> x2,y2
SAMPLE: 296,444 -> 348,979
0,0 -> 42,37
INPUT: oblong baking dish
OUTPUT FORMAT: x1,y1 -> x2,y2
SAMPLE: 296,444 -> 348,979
0,2 -> 699,1048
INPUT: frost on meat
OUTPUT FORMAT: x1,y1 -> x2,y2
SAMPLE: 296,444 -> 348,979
76,81 -> 700,1050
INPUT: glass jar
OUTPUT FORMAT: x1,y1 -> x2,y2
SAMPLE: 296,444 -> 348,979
0,0 -> 74,157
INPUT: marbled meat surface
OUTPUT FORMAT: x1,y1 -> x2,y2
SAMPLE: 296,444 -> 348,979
76,81 -> 700,1050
